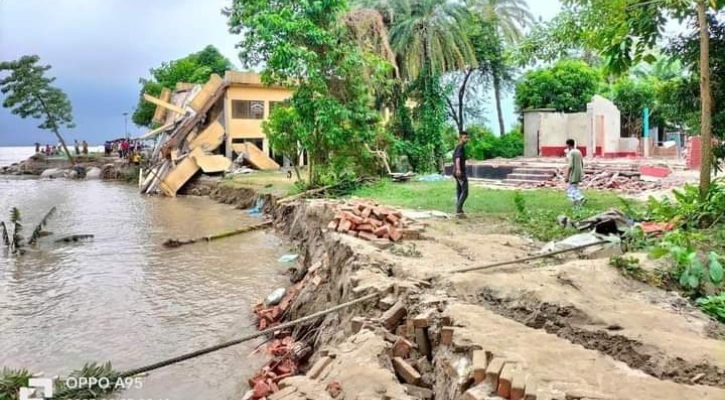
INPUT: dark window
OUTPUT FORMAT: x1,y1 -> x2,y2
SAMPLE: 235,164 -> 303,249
231,138 -> 264,151
231,100 -> 265,119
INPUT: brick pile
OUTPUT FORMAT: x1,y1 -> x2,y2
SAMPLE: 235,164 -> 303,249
530,171 -> 680,194
327,200 -> 424,246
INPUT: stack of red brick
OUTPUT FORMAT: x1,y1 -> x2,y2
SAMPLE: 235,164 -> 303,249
327,200 -> 424,245
533,171 -> 679,194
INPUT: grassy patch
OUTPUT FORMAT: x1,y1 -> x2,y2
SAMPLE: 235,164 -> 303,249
351,179 -> 631,241
220,171 -> 301,196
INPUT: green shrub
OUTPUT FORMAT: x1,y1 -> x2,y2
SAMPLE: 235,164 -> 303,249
697,294 -> 725,323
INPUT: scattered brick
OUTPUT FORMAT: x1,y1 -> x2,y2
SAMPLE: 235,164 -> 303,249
413,313 -> 431,328
392,357 -> 422,385
327,220 -> 338,230
357,223 -> 375,232
462,383 -> 492,400
440,326 -> 454,346
389,227 -> 403,242
404,384 -> 434,400
326,381 -> 342,398
415,328 -> 431,359
511,370 -> 526,400
381,301 -> 407,331
379,294 -> 397,310
306,356 -> 333,379
393,337 -> 414,358
351,317 -> 366,333
472,349 -> 488,384
497,363 -> 516,398
485,357 -> 506,389
524,377 -> 537,400
326,200 -> 424,244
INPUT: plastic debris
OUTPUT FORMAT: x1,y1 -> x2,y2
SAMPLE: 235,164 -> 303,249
265,288 -> 286,307
278,254 -> 299,264
540,233 -> 620,254
417,173 -> 448,182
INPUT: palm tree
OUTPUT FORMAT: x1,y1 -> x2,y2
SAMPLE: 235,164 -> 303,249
358,0 -> 477,81
468,0 -> 534,136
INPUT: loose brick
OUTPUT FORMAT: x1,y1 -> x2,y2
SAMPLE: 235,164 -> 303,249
389,227 -> 403,242
351,317 -> 366,333
357,223 -> 375,232
472,349 -> 488,384
380,301 -> 407,331
485,357 -> 506,389
441,315 -> 452,326
386,213 -> 400,225
358,231 -> 377,241
497,363 -> 516,398
440,326 -> 454,346
524,377 -> 537,400
393,337 -> 413,357
379,294 -> 397,310
361,207 -> 372,218
462,383 -> 491,400
372,239 -> 393,250
374,225 -> 390,237
392,357 -> 421,385
415,328 -> 431,359
413,313 -> 430,328
338,219 -> 352,232
403,384 -> 434,400
366,218 -> 384,227
307,356 -> 333,379
327,220 -> 339,230
511,370 -> 526,400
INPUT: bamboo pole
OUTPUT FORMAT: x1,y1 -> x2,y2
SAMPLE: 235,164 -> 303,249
162,220 -> 273,248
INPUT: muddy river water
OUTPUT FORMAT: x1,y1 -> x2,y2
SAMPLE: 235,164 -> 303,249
0,177 -> 288,400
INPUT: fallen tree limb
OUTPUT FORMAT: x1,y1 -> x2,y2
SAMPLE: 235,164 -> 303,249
163,220 -> 273,248
449,239 -> 611,274
276,185 -> 333,205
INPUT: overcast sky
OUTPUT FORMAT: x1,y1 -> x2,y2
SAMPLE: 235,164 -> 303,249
0,0 -> 562,146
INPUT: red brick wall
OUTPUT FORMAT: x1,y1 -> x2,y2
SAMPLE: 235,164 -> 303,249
541,146 -> 587,157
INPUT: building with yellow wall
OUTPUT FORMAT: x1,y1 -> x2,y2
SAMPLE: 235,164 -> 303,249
222,71 -> 293,162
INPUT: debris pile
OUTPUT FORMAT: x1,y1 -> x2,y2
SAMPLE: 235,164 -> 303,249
326,200 -> 425,246
535,170 -> 680,193
247,337 -> 305,400
138,72 -> 281,197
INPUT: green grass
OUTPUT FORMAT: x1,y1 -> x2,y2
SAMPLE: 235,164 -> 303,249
352,180 -> 626,215
221,171 -> 301,196
352,179 -> 633,241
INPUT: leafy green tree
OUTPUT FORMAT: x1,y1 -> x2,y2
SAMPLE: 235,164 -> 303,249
264,104 -> 304,181
227,0 -> 391,185
0,55 -> 75,164
608,77 -> 656,138
132,45 -> 234,127
468,0 -> 535,44
561,0 -> 725,197
514,60 -> 602,112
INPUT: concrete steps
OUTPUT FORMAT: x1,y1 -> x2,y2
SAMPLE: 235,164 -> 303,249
505,166 -> 557,185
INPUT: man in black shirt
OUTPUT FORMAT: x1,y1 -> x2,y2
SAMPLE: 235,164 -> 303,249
453,131 -> 469,216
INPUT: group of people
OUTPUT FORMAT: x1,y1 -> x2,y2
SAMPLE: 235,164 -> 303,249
104,139 -> 144,165
35,141 -> 88,156
452,133 -> 585,217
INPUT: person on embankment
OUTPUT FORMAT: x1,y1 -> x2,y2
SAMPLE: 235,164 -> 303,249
563,139 -> 586,206
453,131 -> 469,217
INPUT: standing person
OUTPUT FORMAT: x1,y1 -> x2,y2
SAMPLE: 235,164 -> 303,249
35,142 -> 40,153
453,131 -> 469,217
45,144 -> 51,156
121,139 -> 129,158
82,140 -> 88,155
74,140 -> 80,155
563,139 -> 586,205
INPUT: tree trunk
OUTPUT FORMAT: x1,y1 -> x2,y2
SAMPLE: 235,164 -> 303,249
493,73 -> 505,136
697,0 -> 712,199
52,128 -> 76,166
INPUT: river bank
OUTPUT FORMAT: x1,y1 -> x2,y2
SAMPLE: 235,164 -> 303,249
0,151 -> 134,179
201,178 -> 725,400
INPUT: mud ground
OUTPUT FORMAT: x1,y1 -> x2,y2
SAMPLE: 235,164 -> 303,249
205,186 -> 725,400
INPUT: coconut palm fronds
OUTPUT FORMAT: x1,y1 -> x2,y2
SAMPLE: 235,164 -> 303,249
29,207 -> 57,246
0,367 -> 33,400
52,362 -> 123,400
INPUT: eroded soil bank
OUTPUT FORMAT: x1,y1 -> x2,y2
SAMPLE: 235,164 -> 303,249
204,184 -> 725,400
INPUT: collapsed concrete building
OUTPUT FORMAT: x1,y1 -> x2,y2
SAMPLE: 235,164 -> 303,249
523,95 -> 682,159
138,72 -> 294,196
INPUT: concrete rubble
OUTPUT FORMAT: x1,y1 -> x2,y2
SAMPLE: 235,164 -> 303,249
138,74 -> 280,196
